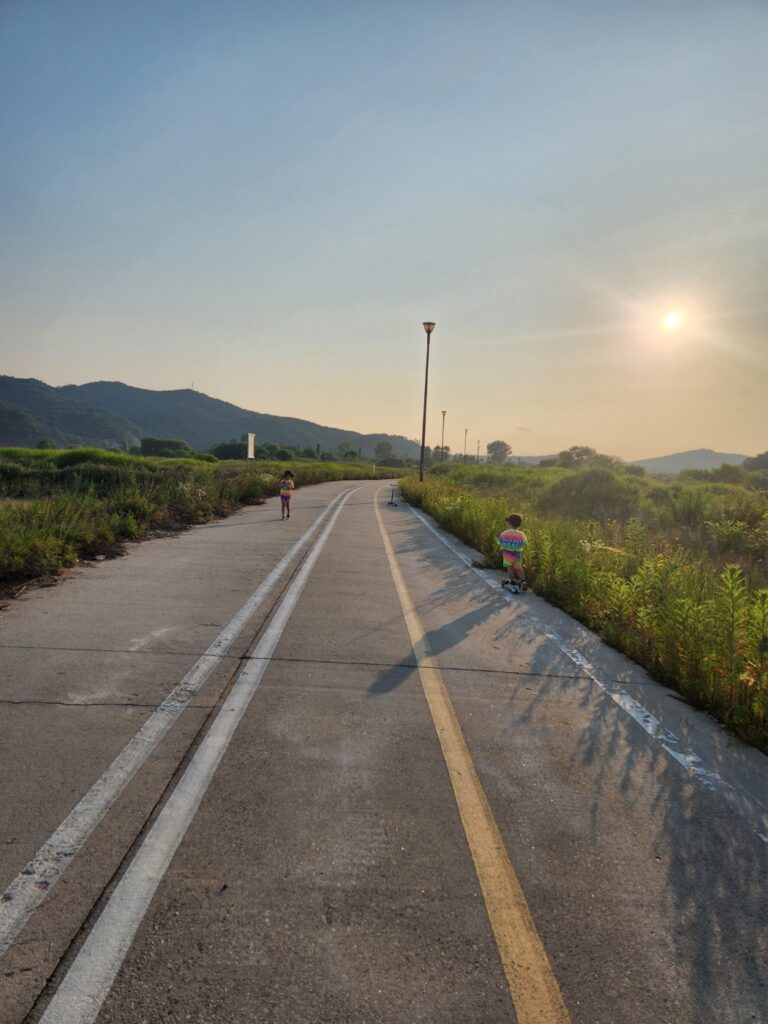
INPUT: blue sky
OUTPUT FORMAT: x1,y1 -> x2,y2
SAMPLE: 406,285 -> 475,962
1,0 -> 766,458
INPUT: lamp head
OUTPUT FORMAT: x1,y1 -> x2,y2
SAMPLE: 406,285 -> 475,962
422,321 -> 436,335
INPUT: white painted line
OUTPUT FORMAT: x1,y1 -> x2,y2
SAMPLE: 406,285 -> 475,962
0,486 -> 354,956
37,487 -> 361,1024
407,505 -> 768,846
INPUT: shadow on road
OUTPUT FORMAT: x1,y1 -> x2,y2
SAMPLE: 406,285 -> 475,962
376,510 -> 768,1022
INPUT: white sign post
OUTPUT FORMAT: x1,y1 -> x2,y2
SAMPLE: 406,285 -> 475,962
247,433 -> 256,460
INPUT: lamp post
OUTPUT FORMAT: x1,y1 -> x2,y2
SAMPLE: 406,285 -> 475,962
476,439 -> 480,465
440,410 -> 447,463
419,322 -> 436,482
463,428 -> 468,465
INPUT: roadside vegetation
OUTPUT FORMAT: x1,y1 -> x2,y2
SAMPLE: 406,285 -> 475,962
0,447 -> 396,592
401,460 -> 768,751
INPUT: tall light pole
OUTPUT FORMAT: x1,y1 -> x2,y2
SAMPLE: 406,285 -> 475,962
440,410 -> 447,463
463,428 -> 468,465
476,439 -> 480,465
419,322 -> 436,482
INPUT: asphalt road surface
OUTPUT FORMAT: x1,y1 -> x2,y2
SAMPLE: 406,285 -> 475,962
0,480 -> 766,1024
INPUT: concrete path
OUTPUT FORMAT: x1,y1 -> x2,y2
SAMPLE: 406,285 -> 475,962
0,480 -> 765,1024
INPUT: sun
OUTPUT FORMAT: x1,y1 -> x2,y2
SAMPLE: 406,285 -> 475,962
661,309 -> 686,331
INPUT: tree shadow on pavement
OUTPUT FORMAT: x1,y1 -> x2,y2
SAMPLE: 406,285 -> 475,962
376,519 -> 768,1022
487,599 -> 768,1023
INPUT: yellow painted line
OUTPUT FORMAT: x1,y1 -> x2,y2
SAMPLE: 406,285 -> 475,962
375,493 -> 571,1024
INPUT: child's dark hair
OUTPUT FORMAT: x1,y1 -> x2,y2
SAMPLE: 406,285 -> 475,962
507,513 -> 522,528
283,469 -> 294,477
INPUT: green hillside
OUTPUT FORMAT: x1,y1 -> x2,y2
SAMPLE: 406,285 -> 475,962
59,380 -> 419,457
0,376 -> 419,456
0,377 -> 141,449
0,402 -> 61,447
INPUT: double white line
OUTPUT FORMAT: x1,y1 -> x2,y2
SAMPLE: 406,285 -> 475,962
0,487 -> 357,970
36,485 -> 358,1023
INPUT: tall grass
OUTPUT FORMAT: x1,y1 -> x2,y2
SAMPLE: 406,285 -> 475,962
0,448 -> 394,588
401,467 -> 768,750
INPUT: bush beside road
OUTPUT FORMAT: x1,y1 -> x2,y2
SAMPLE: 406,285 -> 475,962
401,464 -> 768,752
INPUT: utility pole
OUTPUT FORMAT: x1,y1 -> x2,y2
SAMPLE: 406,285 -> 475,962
476,439 -> 480,465
463,428 -> 468,465
440,410 -> 447,463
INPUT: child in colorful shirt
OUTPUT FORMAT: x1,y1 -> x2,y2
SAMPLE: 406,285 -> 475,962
279,471 -> 295,519
498,513 -> 528,590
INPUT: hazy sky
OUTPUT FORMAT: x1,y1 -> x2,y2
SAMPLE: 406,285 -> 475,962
1,0 -> 766,459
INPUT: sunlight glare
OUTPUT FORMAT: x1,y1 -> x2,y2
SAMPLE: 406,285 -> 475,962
661,310 -> 686,331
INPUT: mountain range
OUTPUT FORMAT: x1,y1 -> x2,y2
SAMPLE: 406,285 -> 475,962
0,376 -> 420,457
0,376 -> 753,470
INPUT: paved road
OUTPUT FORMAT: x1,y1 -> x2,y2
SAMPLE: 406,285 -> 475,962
0,480 -> 766,1024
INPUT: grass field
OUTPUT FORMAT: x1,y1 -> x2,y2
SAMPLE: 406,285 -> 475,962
401,463 -> 768,751
0,447 -> 394,590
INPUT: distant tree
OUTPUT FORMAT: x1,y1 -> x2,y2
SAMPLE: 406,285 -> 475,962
743,451 -> 768,471
343,449 -> 358,461
301,447 -> 318,459
320,451 -> 336,461
140,437 -> 195,458
336,441 -> 354,458
711,463 -> 745,484
35,438 -> 54,449
209,441 -> 247,460
553,446 -> 622,470
274,448 -> 295,460
374,440 -> 396,463
487,440 -> 512,464
435,445 -> 451,462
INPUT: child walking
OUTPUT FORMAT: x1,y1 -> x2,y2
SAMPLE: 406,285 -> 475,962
498,513 -> 528,592
279,470 -> 295,519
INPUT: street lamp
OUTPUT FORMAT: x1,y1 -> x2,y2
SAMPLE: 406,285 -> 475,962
476,439 -> 480,465
419,322 -> 436,482
463,428 -> 468,465
440,410 -> 447,463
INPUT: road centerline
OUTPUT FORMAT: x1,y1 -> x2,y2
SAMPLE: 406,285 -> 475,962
375,491 -> 572,1024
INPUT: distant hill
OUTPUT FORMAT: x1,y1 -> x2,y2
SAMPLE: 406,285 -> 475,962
0,376 -> 419,457
60,381 -> 420,456
630,449 -> 749,473
0,377 -> 142,449
0,402 -> 57,447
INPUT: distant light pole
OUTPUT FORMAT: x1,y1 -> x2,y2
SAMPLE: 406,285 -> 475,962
463,428 -> 468,465
419,322 -> 436,482
440,410 -> 447,463
476,439 -> 480,465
